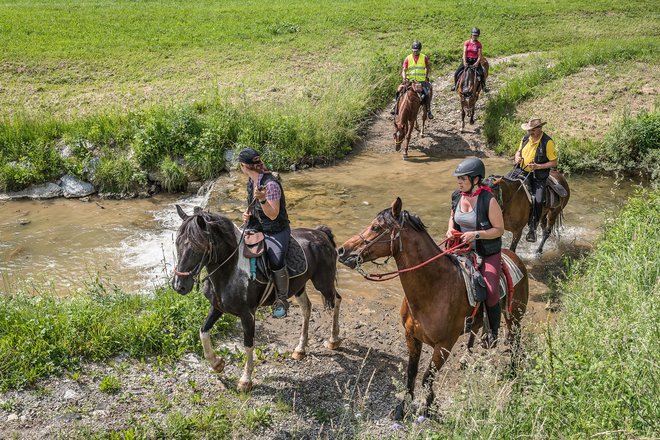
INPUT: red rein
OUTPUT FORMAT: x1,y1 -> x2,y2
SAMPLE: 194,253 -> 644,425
361,231 -> 470,282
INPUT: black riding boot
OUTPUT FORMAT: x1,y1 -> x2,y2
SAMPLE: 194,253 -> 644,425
272,267 -> 289,319
426,100 -> 433,119
526,218 -> 537,242
486,303 -> 502,348
482,79 -> 489,92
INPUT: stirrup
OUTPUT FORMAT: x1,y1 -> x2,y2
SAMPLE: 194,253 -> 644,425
272,300 -> 288,319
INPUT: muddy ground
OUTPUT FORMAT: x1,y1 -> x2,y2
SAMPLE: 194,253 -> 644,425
0,54 -> 556,439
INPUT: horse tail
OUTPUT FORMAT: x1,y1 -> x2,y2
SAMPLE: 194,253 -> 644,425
552,209 -> 564,238
316,225 -> 336,249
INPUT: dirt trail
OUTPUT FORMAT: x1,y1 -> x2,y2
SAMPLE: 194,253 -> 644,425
1,54 -> 554,439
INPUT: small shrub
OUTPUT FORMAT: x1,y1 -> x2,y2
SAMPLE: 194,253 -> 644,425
99,375 -> 122,394
93,156 -> 147,193
159,157 -> 187,192
243,407 -> 271,431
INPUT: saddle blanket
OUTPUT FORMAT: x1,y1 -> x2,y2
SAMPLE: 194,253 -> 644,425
253,235 -> 308,285
450,252 -> 524,309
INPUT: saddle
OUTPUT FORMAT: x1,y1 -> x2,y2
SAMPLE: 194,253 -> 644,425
247,235 -> 308,285
544,174 -> 568,208
448,252 -> 525,319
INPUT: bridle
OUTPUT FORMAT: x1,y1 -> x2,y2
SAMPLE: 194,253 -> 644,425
353,217 -> 405,276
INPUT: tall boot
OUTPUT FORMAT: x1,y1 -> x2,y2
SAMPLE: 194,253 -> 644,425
526,218 -> 537,242
482,78 -> 489,93
426,98 -> 434,119
486,303 -> 502,348
271,267 -> 289,319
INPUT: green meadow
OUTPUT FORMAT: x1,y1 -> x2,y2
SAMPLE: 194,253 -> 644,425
0,0 -> 658,191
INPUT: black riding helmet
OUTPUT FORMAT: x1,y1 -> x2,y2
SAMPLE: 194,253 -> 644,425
471,27 -> 481,36
412,41 -> 422,51
453,157 -> 485,178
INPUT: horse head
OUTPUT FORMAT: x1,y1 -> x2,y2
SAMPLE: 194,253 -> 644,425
171,205 -> 218,295
393,121 -> 407,147
338,198 -> 427,269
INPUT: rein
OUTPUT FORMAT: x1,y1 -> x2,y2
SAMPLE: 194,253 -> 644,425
358,231 -> 471,282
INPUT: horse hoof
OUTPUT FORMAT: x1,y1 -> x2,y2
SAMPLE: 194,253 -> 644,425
237,379 -> 253,393
291,350 -> 306,360
392,404 -> 405,421
402,153 -> 408,160
324,338 -> 342,350
210,358 -> 225,374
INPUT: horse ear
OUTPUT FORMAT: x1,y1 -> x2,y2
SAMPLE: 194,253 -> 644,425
176,204 -> 189,220
195,214 -> 207,231
391,197 -> 402,217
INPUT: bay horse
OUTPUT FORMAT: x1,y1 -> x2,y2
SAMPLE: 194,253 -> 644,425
394,80 -> 427,159
171,205 -> 342,392
457,61 -> 487,133
337,198 -> 528,420
484,170 -> 570,254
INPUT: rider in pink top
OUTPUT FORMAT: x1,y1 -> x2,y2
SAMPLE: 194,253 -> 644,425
452,28 -> 488,92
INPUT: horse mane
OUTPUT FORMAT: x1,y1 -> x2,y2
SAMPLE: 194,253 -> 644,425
376,208 -> 427,232
176,211 -> 237,259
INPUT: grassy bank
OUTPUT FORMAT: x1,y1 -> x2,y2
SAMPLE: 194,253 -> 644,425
0,283 -> 235,391
1,0 -> 657,191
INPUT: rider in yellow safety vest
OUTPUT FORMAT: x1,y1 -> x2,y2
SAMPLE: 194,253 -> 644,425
391,41 -> 433,119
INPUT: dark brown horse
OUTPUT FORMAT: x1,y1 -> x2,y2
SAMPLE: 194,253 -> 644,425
394,80 -> 427,159
337,198 -> 528,419
172,206 -> 342,392
457,61 -> 487,133
484,170 -> 570,254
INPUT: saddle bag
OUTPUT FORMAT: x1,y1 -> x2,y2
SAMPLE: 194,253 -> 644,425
243,230 -> 265,258
472,270 -> 488,302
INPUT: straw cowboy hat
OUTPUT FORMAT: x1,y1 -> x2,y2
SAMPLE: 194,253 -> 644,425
521,118 -> 547,130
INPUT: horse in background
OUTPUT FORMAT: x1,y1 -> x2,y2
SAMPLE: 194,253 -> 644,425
484,170 -> 570,253
338,198 -> 529,420
394,80 -> 427,159
457,60 -> 488,133
171,206 -> 342,392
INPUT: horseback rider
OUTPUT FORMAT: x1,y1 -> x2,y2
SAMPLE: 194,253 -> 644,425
511,118 -> 558,243
391,40 -> 433,119
446,158 -> 505,347
452,28 -> 488,92
239,148 -> 291,319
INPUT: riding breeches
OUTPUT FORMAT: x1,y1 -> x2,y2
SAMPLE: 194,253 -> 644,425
479,252 -> 502,307
265,227 -> 291,270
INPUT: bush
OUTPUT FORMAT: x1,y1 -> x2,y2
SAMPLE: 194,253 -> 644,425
93,156 -> 147,194
159,157 -> 187,192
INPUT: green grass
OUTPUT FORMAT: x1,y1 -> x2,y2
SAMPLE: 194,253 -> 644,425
0,282 -> 235,391
0,0 -> 657,190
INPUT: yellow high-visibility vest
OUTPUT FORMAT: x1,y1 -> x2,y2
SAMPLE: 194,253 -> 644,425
405,53 -> 427,81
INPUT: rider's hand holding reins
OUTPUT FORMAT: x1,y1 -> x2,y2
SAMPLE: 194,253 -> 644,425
460,231 -> 478,244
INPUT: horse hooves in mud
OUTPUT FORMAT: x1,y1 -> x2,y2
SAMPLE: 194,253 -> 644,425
402,152 -> 409,160
324,338 -> 343,350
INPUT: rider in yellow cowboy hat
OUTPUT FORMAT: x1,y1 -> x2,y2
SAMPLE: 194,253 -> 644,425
511,118 -> 558,242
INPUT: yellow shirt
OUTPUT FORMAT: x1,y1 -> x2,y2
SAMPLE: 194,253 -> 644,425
518,134 -> 557,172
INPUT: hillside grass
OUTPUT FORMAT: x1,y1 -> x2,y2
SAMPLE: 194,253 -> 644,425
0,0 -> 658,191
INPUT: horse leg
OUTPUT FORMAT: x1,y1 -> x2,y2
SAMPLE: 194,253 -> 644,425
420,109 -> 427,137
200,306 -> 225,373
536,211 -> 553,254
420,342 -> 454,416
324,292 -> 343,350
503,280 -> 529,372
292,290 -> 311,360
470,108 -> 475,125
394,331 -> 422,420
510,228 -> 523,252
460,106 -> 466,133
237,312 -> 256,393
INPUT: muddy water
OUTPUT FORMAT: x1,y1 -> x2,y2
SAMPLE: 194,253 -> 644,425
0,150 -> 637,317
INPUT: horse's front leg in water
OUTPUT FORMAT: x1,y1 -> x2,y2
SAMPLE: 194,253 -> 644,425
237,312 -> 256,393
200,306 -> 225,373
292,290 -> 312,360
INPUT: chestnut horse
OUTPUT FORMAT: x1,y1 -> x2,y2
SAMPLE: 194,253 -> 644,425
394,80 -> 427,159
457,60 -> 488,133
338,198 -> 528,419
484,170 -> 570,254
171,206 -> 342,392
